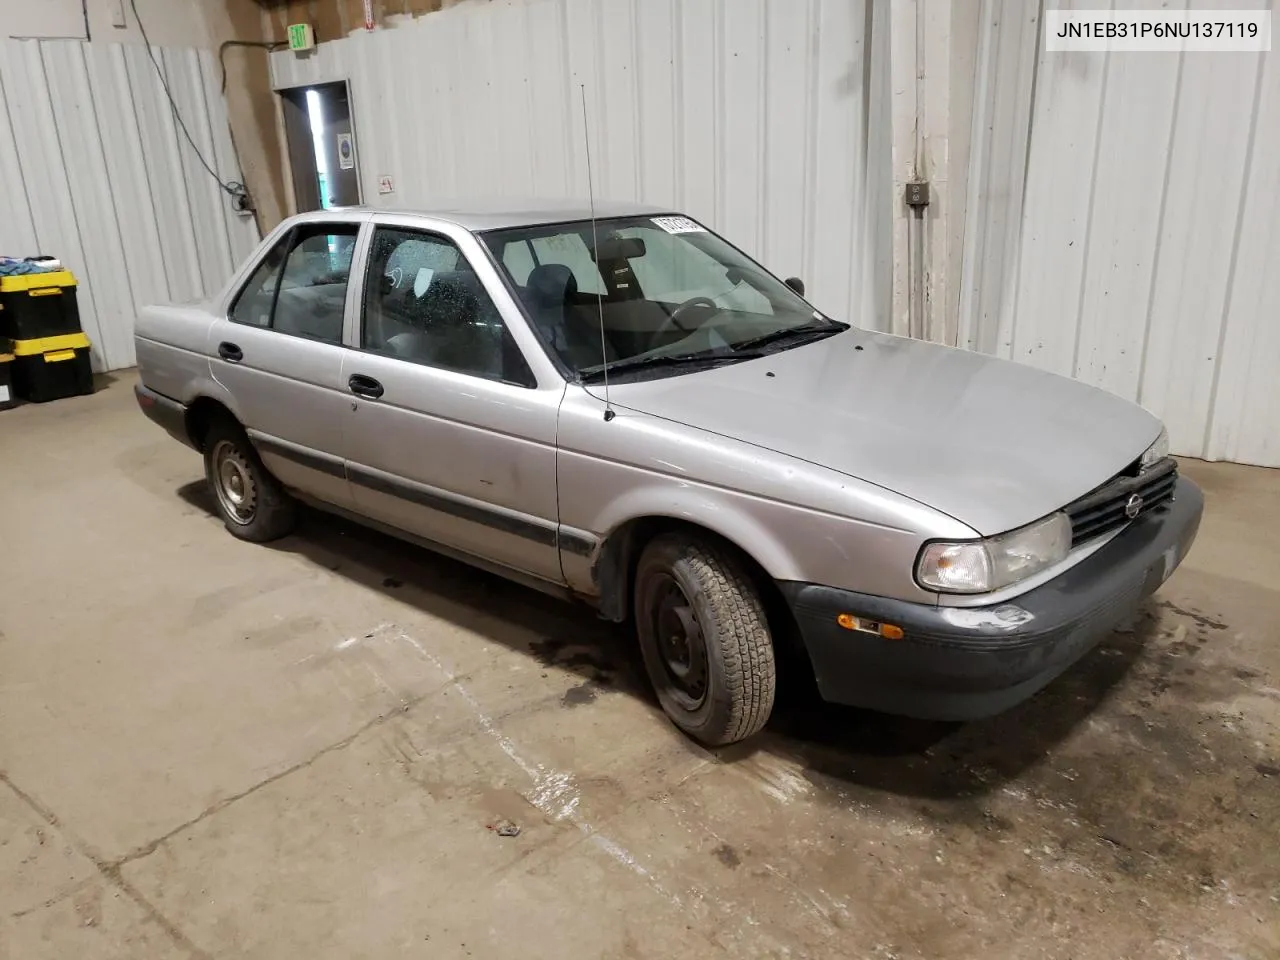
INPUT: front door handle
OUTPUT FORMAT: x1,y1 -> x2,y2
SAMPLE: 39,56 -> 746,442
348,374 -> 384,400
218,341 -> 243,362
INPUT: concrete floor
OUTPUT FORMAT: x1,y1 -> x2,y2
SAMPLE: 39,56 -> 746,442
1,375 -> 1277,960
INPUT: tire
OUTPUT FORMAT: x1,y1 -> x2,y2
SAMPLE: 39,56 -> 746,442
203,417 -> 297,542
634,533 -> 776,746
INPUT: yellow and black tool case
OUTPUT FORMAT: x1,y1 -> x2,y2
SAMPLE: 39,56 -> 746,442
8,333 -> 94,403
0,270 -> 83,341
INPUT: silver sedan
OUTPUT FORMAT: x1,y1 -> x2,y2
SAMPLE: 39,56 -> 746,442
134,201 -> 1202,745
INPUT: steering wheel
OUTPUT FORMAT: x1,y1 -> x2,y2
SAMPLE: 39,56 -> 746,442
648,296 -> 719,351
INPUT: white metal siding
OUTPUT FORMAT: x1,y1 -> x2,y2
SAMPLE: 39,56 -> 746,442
0,38 -> 258,371
271,0 -> 893,331
960,0 -> 1280,466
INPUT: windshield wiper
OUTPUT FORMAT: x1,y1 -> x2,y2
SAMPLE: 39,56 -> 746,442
732,318 -> 848,352
579,351 -> 764,383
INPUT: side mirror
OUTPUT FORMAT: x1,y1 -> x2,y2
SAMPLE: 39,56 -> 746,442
784,277 -> 805,296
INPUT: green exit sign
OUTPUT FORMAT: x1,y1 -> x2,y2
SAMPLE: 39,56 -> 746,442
287,23 -> 315,51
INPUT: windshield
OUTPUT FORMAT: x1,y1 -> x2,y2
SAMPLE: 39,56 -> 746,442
480,215 -> 843,381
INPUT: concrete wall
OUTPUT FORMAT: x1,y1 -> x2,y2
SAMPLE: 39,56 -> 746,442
211,3 -> 291,232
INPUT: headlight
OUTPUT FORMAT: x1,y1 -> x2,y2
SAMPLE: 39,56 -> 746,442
1140,426 -> 1169,470
917,512 -> 1072,594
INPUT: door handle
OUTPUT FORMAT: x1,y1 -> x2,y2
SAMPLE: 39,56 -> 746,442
348,374 -> 384,400
218,341 -> 243,362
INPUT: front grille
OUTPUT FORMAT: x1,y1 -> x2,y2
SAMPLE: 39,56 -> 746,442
1065,457 -> 1178,547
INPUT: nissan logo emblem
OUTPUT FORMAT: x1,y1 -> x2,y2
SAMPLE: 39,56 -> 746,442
1125,493 -> 1144,519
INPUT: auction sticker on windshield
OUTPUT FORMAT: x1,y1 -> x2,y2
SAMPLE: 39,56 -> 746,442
652,216 -> 705,234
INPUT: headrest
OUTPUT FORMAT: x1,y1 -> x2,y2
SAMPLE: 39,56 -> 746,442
525,263 -> 578,309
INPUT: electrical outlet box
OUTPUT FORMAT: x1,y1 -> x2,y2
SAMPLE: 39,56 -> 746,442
109,0 -> 127,28
905,181 -> 931,208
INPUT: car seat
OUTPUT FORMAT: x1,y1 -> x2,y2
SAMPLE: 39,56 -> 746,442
383,270 -> 503,378
524,263 -> 617,370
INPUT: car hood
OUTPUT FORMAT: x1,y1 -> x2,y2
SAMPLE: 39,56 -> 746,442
599,330 -> 1163,535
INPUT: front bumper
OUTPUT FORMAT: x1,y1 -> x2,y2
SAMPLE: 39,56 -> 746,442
780,477 -> 1204,721
134,383 -> 193,449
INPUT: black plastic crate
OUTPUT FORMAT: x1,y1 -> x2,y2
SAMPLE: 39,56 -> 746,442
0,271 -> 82,341
0,351 -> 15,410
10,334 -> 94,403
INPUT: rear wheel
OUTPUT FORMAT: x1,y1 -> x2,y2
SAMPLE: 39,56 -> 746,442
634,534 -> 776,746
203,419 -> 297,542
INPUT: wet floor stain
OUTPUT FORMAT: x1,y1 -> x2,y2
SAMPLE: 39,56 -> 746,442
528,635 -> 616,672
562,680 -> 601,707
713,843 -> 741,868
528,632 -> 642,703
758,598 -> 1280,921
1157,599 -> 1229,632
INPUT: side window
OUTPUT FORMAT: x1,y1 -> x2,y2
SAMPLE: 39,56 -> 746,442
229,235 -> 289,328
229,224 -> 358,344
362,227 -> 534,387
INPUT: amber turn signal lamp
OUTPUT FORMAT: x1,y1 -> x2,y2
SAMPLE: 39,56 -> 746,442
836,614 -> 904,640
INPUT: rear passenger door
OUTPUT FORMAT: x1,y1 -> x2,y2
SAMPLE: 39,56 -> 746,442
209,220 -> 362,509
342,221 -> 564,584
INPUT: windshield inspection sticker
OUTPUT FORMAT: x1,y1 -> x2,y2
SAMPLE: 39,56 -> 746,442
652,216 -> 706,235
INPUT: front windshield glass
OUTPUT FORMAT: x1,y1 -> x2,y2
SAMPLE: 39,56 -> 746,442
481,215 -> 843,381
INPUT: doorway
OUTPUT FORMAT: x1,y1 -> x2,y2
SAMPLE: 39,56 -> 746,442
280,81 -> 362,212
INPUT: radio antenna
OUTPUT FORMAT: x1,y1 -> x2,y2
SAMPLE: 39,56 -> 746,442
580,83 -> 615,422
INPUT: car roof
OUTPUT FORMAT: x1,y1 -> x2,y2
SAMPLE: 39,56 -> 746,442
290,198 -> 674,232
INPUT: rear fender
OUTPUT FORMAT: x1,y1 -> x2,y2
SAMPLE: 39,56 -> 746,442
180,375 -> 241,424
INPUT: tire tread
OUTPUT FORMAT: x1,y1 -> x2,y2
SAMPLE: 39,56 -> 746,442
640,534 -> 776,745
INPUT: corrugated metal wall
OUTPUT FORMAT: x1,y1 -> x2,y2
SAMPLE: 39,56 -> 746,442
271,0 -> 894,331
959,0 -> 1279,466
0,38 -> 259,372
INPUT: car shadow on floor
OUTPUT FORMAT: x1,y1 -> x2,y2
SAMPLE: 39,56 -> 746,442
177,481 -> 1151,803
750,613 -> 1154,802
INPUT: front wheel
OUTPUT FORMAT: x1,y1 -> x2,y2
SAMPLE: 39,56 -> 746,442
203,418 -> 297,542
634,534 -> 776,746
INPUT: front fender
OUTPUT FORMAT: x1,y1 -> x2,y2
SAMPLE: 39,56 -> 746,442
586,484 -> 808,583
557,463 -> 937,610
564,483 -> 816,622
556,388 -> 956,607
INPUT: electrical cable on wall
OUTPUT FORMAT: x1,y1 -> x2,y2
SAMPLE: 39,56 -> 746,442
128,0 -> 265,215
219,40 -> 286,94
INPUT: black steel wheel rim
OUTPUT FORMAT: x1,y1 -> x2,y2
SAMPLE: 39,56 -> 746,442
648,573 -> 709,710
